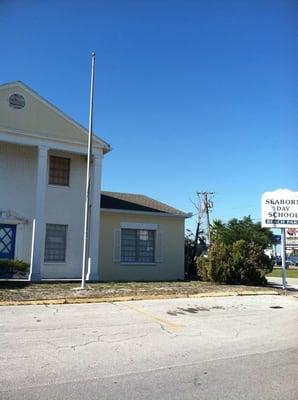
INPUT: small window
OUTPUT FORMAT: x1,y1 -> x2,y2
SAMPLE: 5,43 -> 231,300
44,224 -> 67,262
49,156 -> 70,186
9,93 -> 26,109
121,229 -> 155,263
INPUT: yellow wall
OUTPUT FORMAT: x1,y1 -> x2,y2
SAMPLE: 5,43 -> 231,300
99,211 -> 185,281
0,84 -> 90,145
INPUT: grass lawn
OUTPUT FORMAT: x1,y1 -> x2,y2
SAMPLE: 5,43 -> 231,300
267,268 -> 298,279
0,280 -> 278,304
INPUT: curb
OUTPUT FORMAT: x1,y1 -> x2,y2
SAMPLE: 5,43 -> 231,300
0,290 -> 280,307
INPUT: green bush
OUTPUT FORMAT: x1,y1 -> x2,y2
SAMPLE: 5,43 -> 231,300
0,259 -> 30,274
197,239 -> 273,285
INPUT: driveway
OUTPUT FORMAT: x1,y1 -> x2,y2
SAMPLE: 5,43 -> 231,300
1,295 -> 298,399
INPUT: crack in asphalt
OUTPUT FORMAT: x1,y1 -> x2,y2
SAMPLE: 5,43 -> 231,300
122,303 -> 184,334
55,331 -> 151,351
109,301 -> 178,335
232,328 -> 240,338
158,322 -> 178,336
44,304 -> 59,315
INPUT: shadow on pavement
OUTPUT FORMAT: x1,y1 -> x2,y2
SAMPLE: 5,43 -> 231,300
267,281 -> 298,292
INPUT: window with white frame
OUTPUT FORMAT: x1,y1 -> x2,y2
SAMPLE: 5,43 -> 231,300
49,156 -> 70,186
121,229 -> 155,263
44,224 -> 67,262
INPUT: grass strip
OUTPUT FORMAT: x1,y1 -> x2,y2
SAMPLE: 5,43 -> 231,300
267,269 -> 298,279
0,280 -> 280,304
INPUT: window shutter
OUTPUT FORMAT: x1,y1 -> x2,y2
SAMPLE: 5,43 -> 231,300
155,231 -> 163,263
113,229 -> 121,262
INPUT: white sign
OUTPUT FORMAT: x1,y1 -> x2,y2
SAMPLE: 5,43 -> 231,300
261,189 -> 298,228
286,228 -> 298,247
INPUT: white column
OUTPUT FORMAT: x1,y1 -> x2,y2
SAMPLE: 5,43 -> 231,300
87,150 -> 102,281
31,145 -> 48,282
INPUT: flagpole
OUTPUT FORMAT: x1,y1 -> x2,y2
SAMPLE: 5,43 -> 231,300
81,52 -> 96,289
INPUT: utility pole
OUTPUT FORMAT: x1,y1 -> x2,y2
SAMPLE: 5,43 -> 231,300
187,195 -> 205,275
197,192 -> 215,246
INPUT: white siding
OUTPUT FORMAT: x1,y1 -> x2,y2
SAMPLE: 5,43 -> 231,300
0,142 -> 88,279
0,142 -> 36,262
42,150 -> 86,278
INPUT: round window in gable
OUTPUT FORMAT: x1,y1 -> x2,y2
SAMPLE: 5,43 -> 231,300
9,93 -> 26,109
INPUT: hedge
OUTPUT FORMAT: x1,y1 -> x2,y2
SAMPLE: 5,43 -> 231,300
0,259 -> 30,274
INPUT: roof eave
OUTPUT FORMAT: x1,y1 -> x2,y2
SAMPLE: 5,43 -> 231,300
101,208 -> 192,218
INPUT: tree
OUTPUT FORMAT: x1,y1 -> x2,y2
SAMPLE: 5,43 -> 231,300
185,229 -> 207,277
211,216 -> 274,249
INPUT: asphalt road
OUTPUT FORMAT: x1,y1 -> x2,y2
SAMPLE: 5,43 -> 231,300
1,294 -> 298,399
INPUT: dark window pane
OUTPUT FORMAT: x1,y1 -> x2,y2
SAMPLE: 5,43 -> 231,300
44,224 -> 67,262
49,156 -> 70,186
121,229 -> 155,263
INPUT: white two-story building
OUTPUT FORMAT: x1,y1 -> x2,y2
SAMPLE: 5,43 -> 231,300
0,81 -> 190,281
0,81 -> 110,281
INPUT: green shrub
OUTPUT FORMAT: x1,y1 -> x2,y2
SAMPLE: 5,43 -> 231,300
197,239 -> 273,285
0,259 -> 30,274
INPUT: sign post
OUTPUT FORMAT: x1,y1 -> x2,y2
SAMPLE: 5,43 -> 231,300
272,234 -> 281,264
261,189 -> 298,290
280,228 -> 287,289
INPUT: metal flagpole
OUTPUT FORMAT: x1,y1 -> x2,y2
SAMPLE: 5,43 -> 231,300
81,52 -> 96,290
28,219 -> 36,282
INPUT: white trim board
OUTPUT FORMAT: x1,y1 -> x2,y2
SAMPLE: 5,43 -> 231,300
0,129 -> 103,156
120,222 -> 158,230
0,125 -> 104,150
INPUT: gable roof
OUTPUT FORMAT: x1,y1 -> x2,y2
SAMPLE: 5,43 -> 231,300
0,81 -> 111,153
101,191 -> 191,218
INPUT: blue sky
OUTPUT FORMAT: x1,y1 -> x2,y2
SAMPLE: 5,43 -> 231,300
1,0 -> 297,230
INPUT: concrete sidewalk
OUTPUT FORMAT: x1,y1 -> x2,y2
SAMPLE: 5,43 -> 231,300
267,277 -> 298,291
